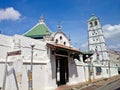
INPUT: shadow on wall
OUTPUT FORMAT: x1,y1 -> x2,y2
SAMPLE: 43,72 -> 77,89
51,55 -> 56,79
69,58 -> 78,78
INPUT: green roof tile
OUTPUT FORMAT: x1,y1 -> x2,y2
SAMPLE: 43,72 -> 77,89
23,16 -> 52,38
88,15 -> 98,21
24,23 -> 52,38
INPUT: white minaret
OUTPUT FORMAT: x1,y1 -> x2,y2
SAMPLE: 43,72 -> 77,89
88,14 -> 109,64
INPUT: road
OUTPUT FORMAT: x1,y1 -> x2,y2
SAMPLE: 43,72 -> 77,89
56,75 -> 120,90
95,78 -> 120,90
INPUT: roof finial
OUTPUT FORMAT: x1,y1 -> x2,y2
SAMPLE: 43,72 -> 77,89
39,15 -> 44,23
92,13 -> 95,16
57,21 -> 62,32
69,34 -> 71,41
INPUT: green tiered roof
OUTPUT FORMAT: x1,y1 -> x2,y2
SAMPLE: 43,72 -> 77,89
23,16 -> 52,39
88,14 -> 98,21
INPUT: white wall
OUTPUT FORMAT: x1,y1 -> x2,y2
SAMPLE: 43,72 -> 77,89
0,34 -> 12,59
110,67 -> 118,77
0,64 -> 5,88
0,34 -> 119,90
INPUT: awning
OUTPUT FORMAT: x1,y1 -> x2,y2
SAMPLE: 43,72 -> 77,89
46,43 -> 82,54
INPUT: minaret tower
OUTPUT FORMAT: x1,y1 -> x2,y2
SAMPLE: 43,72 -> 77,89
88,14 -> 109,64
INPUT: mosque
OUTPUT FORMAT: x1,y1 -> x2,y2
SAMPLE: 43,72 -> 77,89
0,14 -> 119,90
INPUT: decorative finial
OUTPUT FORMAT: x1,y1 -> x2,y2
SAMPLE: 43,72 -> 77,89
39,15 -> 44,23
69,34 -> 71,41
92,13 -> 95,16
57,21 -> 62,32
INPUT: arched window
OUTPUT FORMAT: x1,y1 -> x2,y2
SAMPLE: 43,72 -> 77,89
89,22 -> 93,27
60,36 -> 62,40
55,39 -> 58,44
64,42 -> 66,45
96,38 -> 99,41
95,21 -> 98,26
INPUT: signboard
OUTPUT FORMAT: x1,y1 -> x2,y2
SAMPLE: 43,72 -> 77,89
7,50 -> 21,56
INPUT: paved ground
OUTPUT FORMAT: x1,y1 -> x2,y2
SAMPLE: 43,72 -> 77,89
96,77 -> 120,90
55,74 -> 120,90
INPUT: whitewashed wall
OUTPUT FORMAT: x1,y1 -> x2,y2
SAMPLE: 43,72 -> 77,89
0,64 -> 5,88
44,50 -> 57,90
110,67 -> 118,77
0,34 -> 12,59
0,34 -> 119,90
0,34 -> 12,89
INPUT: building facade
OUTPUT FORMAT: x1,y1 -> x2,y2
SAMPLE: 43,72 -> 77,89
88,14 -> 109,64
88,14 -> 119,78
0,16 -> 119,90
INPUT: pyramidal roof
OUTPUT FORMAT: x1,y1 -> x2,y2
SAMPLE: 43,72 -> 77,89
88,14 -> 98,22
23,16 -> 52,39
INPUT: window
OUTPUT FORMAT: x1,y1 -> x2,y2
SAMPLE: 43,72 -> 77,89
96,67 -> 102,75
106,69 -> 109,74
95,21 -> 98,26
60,36 -> 62,40
89,22 -> 93,27
64,42 -> 66,45
96,38 -> 99,41
55,39 -> 58,44
96,46 -> 97,48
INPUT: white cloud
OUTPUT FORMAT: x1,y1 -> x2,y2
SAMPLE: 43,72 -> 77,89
103,24 -> 120,50
0,7 -> 21,21
103,24 -> 120,39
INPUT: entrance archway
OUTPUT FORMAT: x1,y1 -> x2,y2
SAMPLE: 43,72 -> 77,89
46,43 -> 82,86
56,56 -> 69,86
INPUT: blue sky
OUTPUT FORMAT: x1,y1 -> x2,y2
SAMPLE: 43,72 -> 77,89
0,0 -> 120,50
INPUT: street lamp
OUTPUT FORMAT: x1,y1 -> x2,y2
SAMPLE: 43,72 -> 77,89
29,43 -> 35,90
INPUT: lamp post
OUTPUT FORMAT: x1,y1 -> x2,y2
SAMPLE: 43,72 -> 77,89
29,43 -> 35,90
